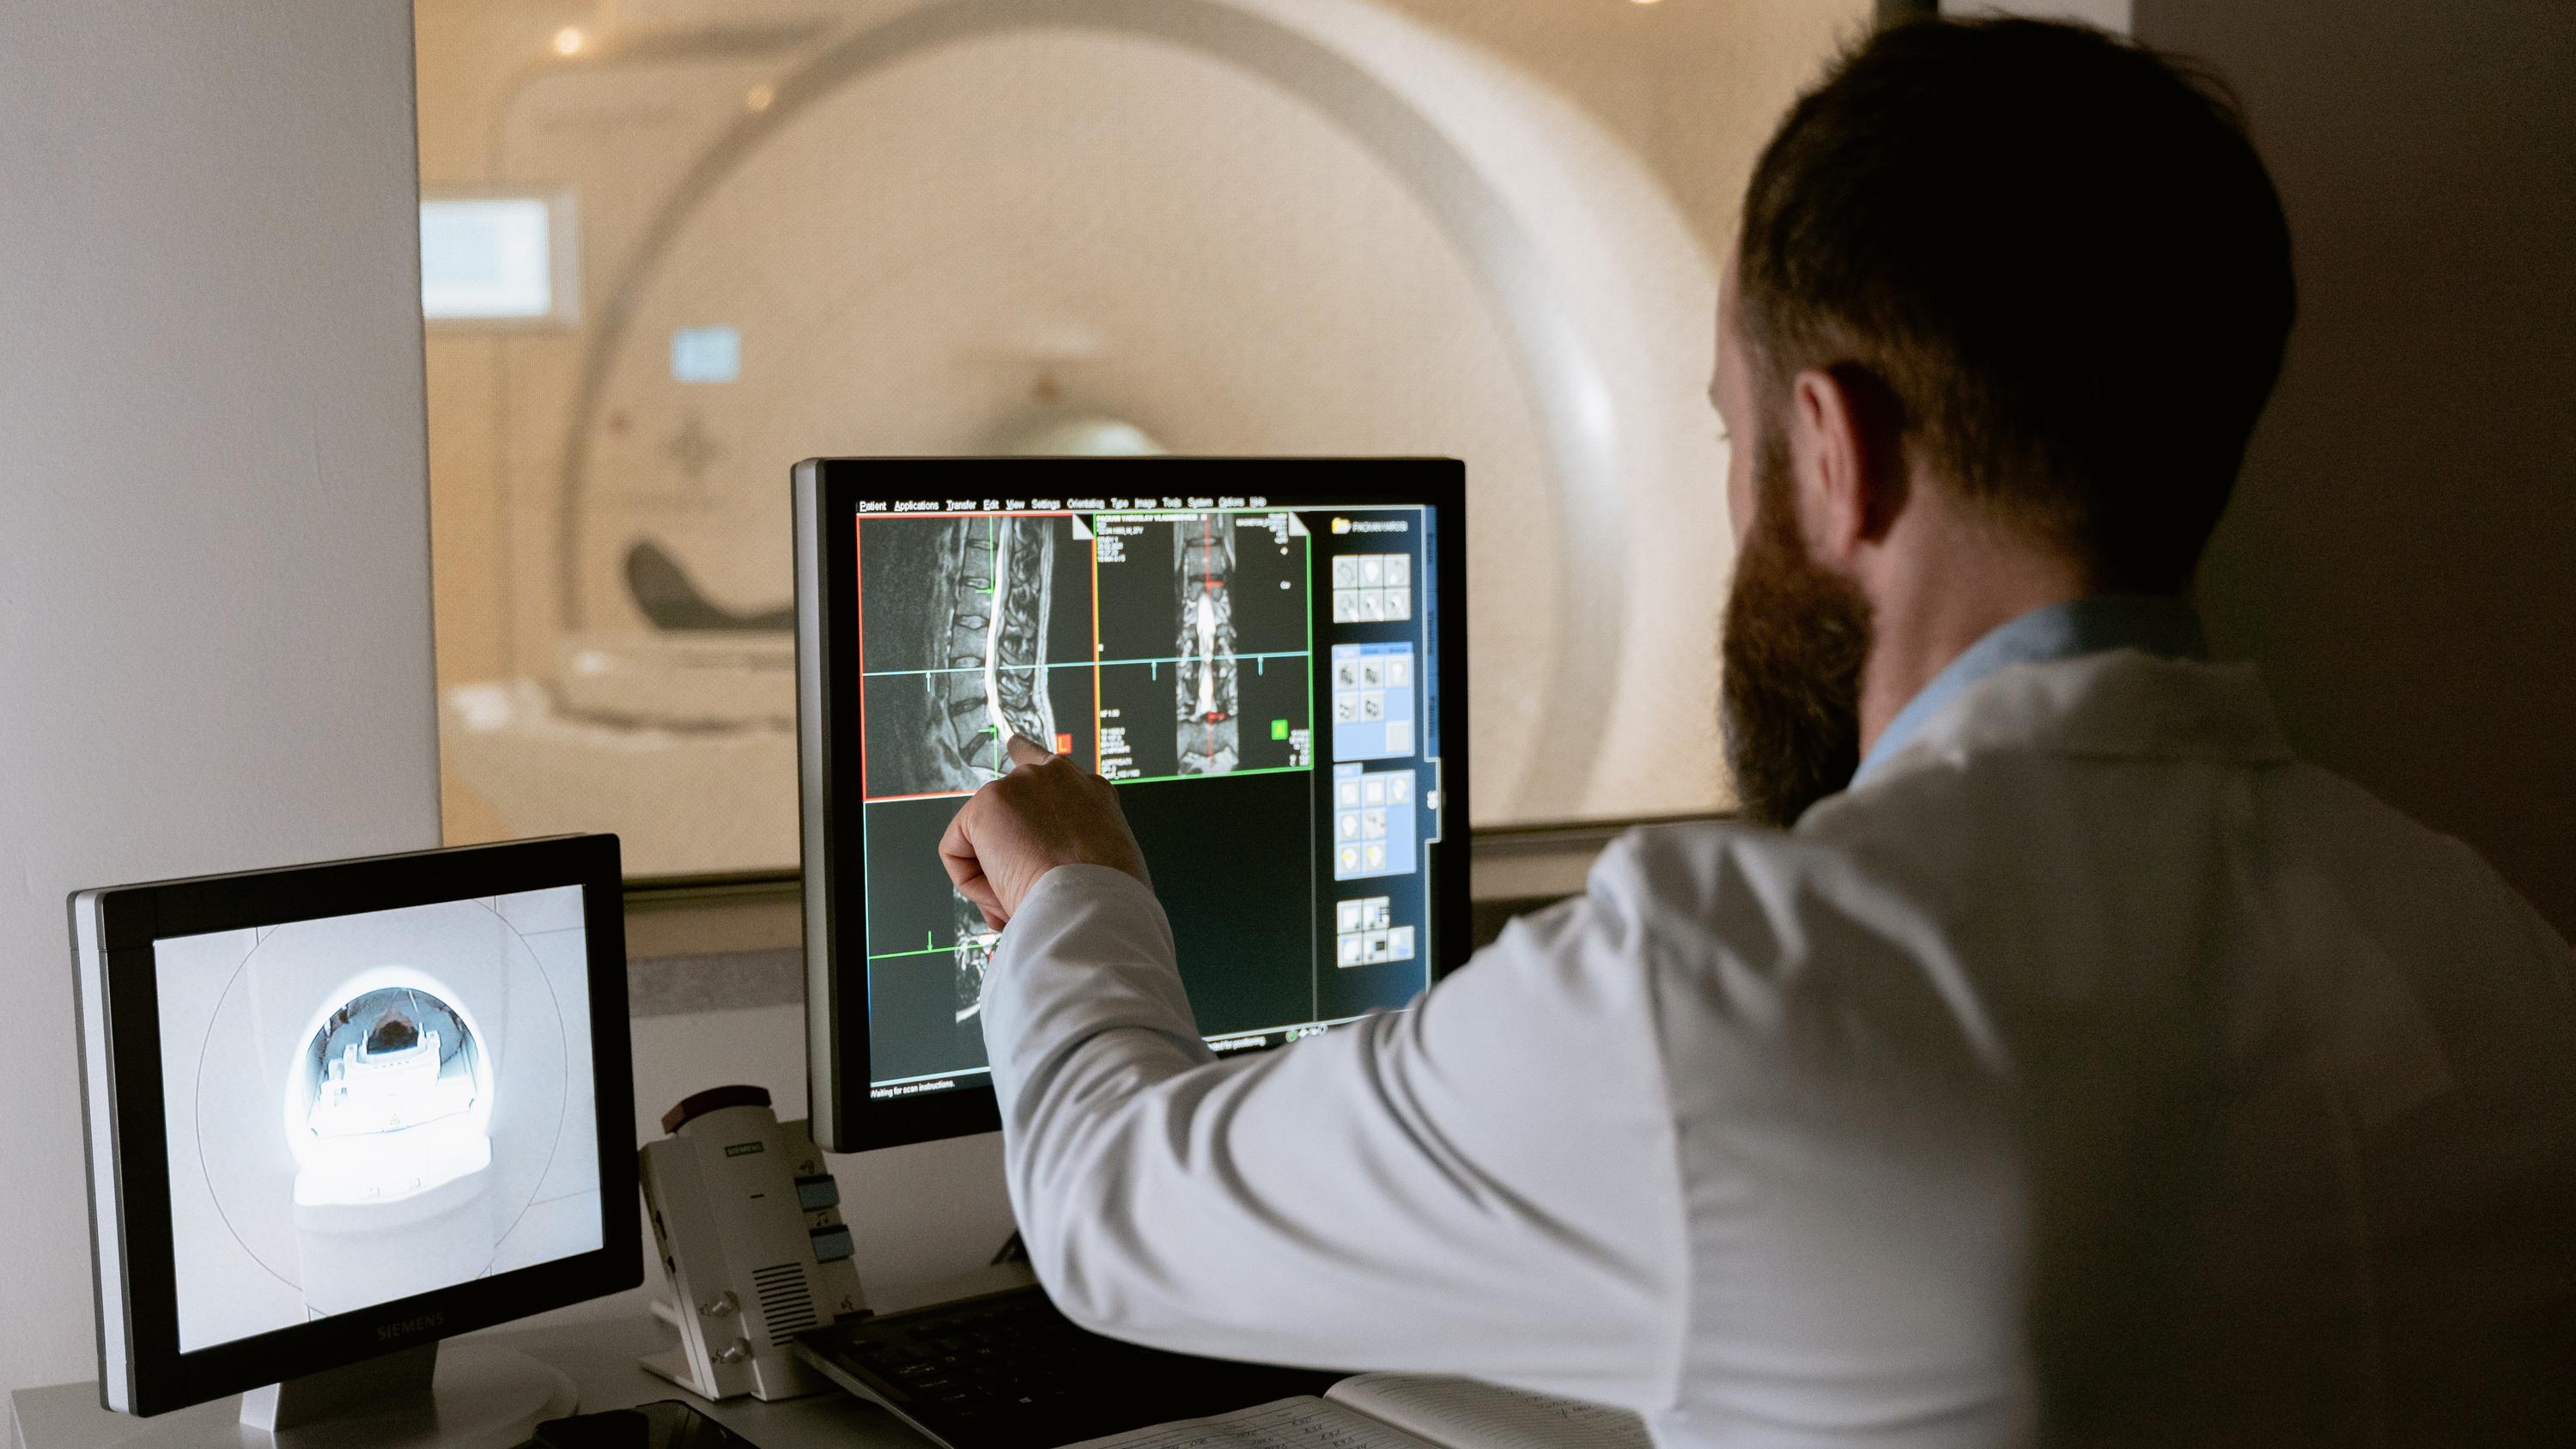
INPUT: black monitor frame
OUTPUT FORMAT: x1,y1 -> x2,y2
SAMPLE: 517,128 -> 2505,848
69,834 -> 639,1416
794,458 -> 1471,1154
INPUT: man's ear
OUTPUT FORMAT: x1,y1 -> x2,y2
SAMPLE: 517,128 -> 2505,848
1789,362 -> 1907,564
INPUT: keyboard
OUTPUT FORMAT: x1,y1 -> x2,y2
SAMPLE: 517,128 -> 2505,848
795,1286 -> 1334,1449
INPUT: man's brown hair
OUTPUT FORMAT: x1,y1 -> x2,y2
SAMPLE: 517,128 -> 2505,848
1736,18 -> 2295,593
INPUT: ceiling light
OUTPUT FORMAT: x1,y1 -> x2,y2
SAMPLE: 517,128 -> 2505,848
553,26 -> 586,57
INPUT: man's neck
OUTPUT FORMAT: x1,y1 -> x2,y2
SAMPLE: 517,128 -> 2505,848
1855,543 -> 2090,761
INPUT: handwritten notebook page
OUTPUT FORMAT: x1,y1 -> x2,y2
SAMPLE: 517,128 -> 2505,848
1057,1397 -> 1446,1449
1323,1375 -> 1654,1449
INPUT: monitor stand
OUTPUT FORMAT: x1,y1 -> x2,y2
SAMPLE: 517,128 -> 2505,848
7,1342 -> 577,1449
225,1341 -> 575,1449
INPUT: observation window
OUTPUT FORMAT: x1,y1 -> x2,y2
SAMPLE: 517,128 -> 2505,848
416,0 -> 1867,878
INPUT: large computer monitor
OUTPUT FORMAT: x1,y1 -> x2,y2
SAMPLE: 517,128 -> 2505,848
69,835 -> 637,1440
793,459 -> 1468,1153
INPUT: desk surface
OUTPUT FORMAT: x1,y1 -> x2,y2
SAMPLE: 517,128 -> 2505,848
9,1268 -> 1038,1449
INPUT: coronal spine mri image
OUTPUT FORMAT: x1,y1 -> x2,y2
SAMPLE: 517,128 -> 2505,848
1174,513 -> 1240,775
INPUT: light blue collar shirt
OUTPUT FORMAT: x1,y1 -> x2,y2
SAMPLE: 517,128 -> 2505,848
1853,594 -> 2208,783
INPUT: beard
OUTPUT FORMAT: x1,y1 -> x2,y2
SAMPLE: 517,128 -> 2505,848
1719,431 -> 1874,829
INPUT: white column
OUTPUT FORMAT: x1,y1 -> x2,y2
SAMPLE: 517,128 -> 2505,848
0,0 -> 440,1398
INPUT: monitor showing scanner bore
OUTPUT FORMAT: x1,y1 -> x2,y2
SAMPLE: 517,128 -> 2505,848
70,835 -> 637,1422
794,459 -> 1468,1152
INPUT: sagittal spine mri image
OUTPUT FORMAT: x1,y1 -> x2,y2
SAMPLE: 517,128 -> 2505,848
863,514 -> 1089,795
860,514 -> 1093,1037
1174,513 -> 1241,775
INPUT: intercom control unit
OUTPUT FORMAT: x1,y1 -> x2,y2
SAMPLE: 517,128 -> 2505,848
639,1086 -> 866,1402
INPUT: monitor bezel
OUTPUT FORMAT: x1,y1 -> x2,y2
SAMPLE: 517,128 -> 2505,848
795,458 -> 1472,1154
70,834 -> 639,1417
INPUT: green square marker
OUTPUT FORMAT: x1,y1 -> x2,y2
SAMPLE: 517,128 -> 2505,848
1271,718 -> 1290,740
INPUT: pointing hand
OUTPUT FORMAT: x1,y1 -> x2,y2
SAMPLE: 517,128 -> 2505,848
938,734 -> 1150,930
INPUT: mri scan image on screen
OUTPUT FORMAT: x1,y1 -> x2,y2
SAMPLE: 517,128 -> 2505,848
151,889 -> 602,1353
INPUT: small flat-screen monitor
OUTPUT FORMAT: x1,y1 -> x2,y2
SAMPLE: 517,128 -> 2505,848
793,458 -> 1469,1153
70,835 -> 637,1418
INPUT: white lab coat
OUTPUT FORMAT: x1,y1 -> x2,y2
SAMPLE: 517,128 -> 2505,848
980,651 -> 2576,1447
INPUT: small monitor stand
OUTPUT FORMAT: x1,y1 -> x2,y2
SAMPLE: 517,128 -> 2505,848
18,1342 -> 575,1449
239,1341 -> 575,1447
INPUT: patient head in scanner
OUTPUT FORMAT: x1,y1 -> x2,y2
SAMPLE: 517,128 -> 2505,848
286,979 -> 500,1312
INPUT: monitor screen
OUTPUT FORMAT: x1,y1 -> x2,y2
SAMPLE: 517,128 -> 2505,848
149,888 -> 604,1353
797,460 -> 1467,1150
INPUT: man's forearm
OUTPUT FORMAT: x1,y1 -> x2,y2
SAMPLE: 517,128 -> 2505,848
974,856 -> 1689,1402
978,864 -> 1218,1310
981,863 -> 1212,1115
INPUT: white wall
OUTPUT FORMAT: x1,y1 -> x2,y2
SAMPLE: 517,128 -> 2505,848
0,0 -> 440,1401
2141,0 -> 2576,939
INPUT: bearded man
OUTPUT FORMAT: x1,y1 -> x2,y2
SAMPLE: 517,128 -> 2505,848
937,17 -> 2576,1446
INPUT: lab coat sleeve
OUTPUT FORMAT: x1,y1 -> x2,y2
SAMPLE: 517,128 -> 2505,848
979,862 -> 1688,1412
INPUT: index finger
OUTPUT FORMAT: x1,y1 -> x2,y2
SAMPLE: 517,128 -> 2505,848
1004,732 -> 1054,770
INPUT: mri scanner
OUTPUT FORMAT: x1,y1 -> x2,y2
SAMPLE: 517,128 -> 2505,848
434,0 -> 1728,876
285,972 -> 500,1315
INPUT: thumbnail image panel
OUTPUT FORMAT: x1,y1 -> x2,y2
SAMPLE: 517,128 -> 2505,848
1317,878 -> 1432,1023
859,514 -> 1094,795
